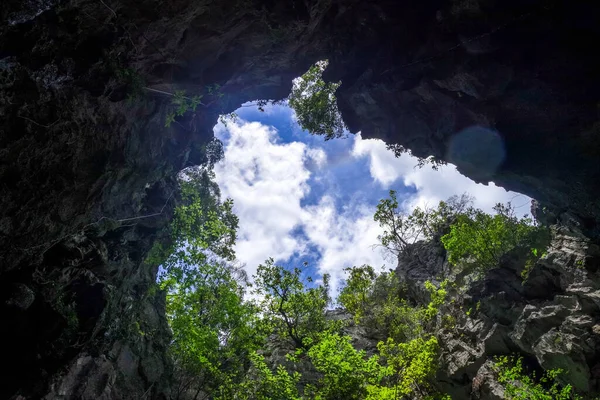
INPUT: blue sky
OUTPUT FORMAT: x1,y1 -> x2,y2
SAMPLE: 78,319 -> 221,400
213,102 -> 531,294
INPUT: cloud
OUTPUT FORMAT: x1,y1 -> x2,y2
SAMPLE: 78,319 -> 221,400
352,136 -> 411,186
301,196 -> 388,294
214,120 -> 387,288
214,119 -> 532,296
214,120 -> 313,278
351,134 -> 532,216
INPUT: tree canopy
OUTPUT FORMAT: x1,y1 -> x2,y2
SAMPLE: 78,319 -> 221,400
288,61 -> 345,140
252,259 -> 333,349
374,190 -> 549,278
149,172 -> 561,399
374,190 -> 473,258
494,356 -> 580,400
441,202 -> 550,277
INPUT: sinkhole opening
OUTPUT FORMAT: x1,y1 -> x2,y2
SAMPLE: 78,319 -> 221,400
155,60 -> 552,400
176,61 -> 532,289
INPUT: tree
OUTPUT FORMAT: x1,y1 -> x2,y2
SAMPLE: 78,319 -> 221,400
339,266 -> 447,343
374,190 -> 424,257
252,259 -> 333,349
218,351 -> 302,400
152,170 -> 263,399
338,266 -> 415,340
374,190 -> 549,278
163,257 -> 263,399
374,190 -> 474,258
147,167 -> 238,268
338,267 -> 448,399
306,332 -> 381,400
288,61 -> 345,140
338,265 -> 377,323
441,202 -> 549,276
372,335 -> 440,399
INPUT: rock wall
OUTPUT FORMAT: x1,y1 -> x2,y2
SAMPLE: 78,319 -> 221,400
326,0 -> 600,223
392,211 -> 600,398
1,0 -> 325,397
2,0 -> 600,398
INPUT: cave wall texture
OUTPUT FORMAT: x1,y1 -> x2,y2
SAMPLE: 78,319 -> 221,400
392,219 -> 600,398
1,0 -> 600,398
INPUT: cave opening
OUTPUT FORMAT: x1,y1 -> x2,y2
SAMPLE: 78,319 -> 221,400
197,63 -> 533,291
3,0 -> 600,397
157,62 -> 548,400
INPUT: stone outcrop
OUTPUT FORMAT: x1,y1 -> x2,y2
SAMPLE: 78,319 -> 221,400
2,0 -> 600,397
392,211 -> 600,398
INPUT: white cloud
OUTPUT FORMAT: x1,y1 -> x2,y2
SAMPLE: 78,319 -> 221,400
214,120 -> 312,278
305,147 -> 327,169
352,134 -> 532,216
352,136 -> 410,186
214,120 -> 387,289
301,197 -> 388,294
214,120 -> 532,295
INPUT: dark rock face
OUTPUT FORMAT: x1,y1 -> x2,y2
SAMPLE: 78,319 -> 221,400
393,216 -> 600,397
2,0 -> 600,398
327,0 -> 600,223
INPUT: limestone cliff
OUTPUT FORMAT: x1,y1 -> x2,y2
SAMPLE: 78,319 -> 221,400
1,0 -> 600,398
390,208 -> 600,398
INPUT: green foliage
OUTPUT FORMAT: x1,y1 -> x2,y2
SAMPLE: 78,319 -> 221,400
218,351 -> 302,400
147,169 -> 238,268
150,166 -> 264,397
305,332 -> 381,400
159,185 -> 560,400
374,190 -> 473,258
441,202 -> 550,277
339,265 -> 447,344
164,259 -> 263,396
373,190 -> 411,256
154,84 -> 226,128
494,356 -> 580,399
339,266 -> 410,337
225,261 -> 450,399
375,336 -> 440,398
165,89 -> 203,127
253,259 -> 334,349
152,180 -> 565,400
288,61 -> 345,140
338,266 -> 448,398
374,190 -> 549,279
338,265 -> 377,323
422,280 -> 448,320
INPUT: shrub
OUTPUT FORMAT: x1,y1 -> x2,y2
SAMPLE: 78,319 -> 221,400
441,202 -> 549,277
494,355 -> 580,400
306,332 -> 380,400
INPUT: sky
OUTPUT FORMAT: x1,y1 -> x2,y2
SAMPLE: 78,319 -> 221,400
213,103 -> 531,295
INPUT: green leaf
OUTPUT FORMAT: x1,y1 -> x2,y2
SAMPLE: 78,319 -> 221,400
288,60 -> 345,140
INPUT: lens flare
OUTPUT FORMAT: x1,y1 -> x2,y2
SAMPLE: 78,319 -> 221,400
447,126 -> 506,180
